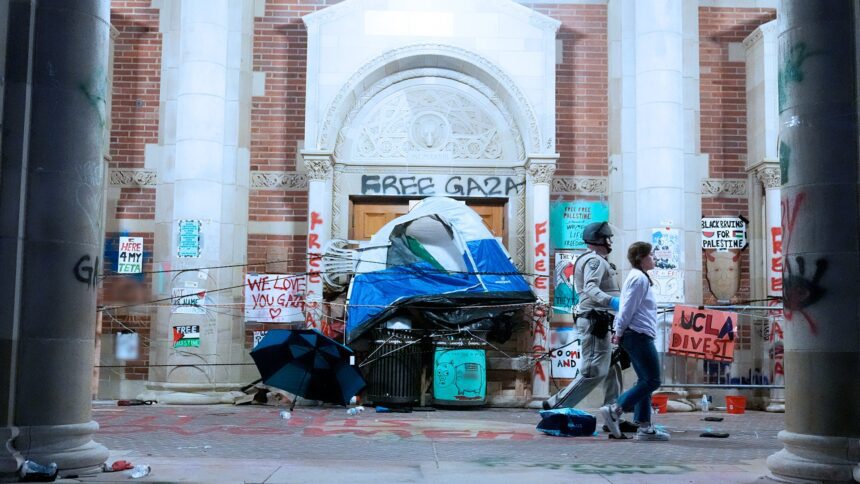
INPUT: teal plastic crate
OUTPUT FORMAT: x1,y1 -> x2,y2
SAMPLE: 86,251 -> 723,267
433,347 -> 486,406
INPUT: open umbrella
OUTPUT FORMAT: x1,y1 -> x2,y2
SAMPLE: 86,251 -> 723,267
250,329 -> 366,409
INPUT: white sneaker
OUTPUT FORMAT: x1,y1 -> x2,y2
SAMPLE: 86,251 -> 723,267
600,404 -> 622,438
636,425 -> 670,441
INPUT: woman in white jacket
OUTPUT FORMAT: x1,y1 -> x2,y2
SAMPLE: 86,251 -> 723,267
600,242 -> 669,441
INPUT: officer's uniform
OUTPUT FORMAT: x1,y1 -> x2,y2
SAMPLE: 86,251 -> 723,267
544,250 -> 622,409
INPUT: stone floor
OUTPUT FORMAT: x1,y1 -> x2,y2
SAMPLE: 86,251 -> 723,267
69,403 -> 785,483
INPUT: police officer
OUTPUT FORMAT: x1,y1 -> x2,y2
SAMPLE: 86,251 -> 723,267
543,222 -> 626,414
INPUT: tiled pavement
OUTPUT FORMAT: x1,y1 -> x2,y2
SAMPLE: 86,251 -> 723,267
73,403 -> 785,483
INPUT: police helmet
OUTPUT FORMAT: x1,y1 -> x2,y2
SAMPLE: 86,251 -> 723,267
582,221 -> 613,245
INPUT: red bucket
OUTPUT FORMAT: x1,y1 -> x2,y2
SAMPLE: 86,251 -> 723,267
726,395 -> 746,414
651,394 -> 669,414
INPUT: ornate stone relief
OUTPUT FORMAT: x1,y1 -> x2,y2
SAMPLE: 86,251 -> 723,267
515,167 -> 526,271
249,171 -> 308,190
334,68 -> 525,162
331,165 -> 345,238
351,87 -> 505,162
318,44 -> 541,155
551,176 -> 607,195
109,169 -> 156,186
754,166 -> 781,189
304,157 -> 334,181
701,178 -> 748,198
526,163 -> 555,185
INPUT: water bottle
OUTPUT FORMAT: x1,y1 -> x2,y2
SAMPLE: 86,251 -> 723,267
279,409 -> 292,420
701,395 -> 710,413
347,407 -> 359,416
19,460 -> 57,479
128,464 -> 152,479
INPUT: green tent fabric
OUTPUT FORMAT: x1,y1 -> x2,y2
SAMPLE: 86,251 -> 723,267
405,235 -> 446,272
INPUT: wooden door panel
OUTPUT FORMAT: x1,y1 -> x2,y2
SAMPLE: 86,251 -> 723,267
351,199 -> 506,246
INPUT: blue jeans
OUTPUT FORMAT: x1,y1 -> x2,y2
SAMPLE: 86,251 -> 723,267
616,331 -> 661,424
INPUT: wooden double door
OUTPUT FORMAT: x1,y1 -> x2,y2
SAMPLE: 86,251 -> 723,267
350,197 -> 507,247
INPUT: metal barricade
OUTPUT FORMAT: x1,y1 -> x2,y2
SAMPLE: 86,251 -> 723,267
654,304 -> 785,396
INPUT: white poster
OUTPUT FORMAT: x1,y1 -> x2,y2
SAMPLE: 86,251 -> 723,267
117,236 -> 143,274
651,228 -> 684,303
171,282 -> 206,315
244,274 -> 306,323
115,332 -> 140,360
552,251 -> 583,316
549,327 -> 582,379
701,217 -> 747,250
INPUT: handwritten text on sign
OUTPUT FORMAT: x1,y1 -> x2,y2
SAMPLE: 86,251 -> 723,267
668,306 -> 736,362
244,274 -> 306,323
701,217 -> 747,250
118,236 -> 143,274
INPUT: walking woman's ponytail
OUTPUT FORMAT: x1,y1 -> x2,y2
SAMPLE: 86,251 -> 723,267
627,242 -> 654,286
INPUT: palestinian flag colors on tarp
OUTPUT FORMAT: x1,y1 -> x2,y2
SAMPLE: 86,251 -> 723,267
173,325 -> 200,348
345,197 -> 535,343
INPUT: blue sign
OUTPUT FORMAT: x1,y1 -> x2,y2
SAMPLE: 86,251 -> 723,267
550,201 -> 609,249
178,220 -> 201,258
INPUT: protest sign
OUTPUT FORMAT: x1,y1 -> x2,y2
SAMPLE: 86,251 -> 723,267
171,283 -> 206,315
115,332 -> 140,360
245,274 -> 306,323
550,327 -> 582,379
173,325 -> 200,348
651,228 -> 684,303
550,201 -> 609,249
668,306 -> 736,362
117,236 -> 143,274
252,330 -> 268,348
178,220 -> 201,258
552,251 -> 582,315
701,217 -> 747,250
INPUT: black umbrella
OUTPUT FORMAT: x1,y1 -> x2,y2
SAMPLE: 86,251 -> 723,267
250,329 -> 366,409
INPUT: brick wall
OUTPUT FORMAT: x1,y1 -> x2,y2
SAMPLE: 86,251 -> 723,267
534,4 -> 608,179
699,7 -> 776,305
110,1 -> 161,220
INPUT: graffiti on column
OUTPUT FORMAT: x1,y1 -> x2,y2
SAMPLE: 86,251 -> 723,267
306,211 -> 324,330
73,255 -> 100,289
781,193 -> 827,334
532,221 -> 549,383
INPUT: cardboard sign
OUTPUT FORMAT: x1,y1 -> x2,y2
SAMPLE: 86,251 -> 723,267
668,306 -> 736,362
244,274 -> 306,323
701,217 -> 747,250
550,327 -> 582,379
550,201 -> 609,250
173,325 -> 200,348
117,236 -> 144,274
178,220 -> 201,258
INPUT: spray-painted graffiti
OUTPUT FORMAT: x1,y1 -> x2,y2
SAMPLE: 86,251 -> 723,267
781,193 -> 826,334
74,255 -> 100,288
532,221 -> 550,384
306,211 -> 324,330
769,228 -> 784,294
477,461 -> 694,476
778,42 -> 813,112
361,175 -> 524,197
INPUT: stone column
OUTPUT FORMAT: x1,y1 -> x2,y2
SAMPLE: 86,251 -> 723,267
144,0 -> 252,404
755,164 -> 785,411
0,0 -> 110,476
525,157 -> 556,403
766,1 -> 860,481
301,151 -> 333,332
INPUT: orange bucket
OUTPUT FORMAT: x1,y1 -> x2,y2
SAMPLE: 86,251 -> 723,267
726,395 -> 746,414
651,394 -> 669,414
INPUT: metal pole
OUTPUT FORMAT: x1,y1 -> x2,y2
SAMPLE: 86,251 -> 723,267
767,1 -> 860,481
